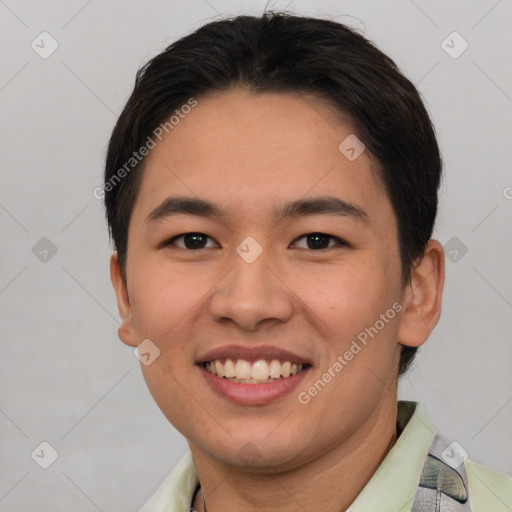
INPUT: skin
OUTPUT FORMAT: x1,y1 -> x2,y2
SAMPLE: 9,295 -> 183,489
110,87 -> 445,512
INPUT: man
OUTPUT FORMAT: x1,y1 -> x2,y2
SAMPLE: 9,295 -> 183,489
104,11 -> 511,512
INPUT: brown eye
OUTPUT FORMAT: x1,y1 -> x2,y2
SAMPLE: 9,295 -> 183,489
291,232 -> 346,250
165,232 -> 218,249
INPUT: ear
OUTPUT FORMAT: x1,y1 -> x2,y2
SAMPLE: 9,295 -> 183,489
397,239 -> 445,348
110,252 -> 137,347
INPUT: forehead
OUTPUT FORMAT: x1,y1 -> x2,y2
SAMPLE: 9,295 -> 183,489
133,88 -> 394,230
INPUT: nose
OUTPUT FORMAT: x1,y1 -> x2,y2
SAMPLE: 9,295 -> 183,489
209,244 -> 295,332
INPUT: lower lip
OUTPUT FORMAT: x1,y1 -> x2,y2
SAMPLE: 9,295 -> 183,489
198,364 -> 311,405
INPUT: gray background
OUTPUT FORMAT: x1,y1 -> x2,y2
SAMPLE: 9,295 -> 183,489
1,0 -> 511,510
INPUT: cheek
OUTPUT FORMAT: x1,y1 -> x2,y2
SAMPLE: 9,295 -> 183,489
296,259 -> 395,337
129,268 -> 193,336
139,360 -> 193,435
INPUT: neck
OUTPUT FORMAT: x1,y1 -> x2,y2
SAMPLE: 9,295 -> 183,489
191,400 -> 399,512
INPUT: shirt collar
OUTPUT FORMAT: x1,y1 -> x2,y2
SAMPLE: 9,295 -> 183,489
140,450 -> 198,512
347,400 -> 436,512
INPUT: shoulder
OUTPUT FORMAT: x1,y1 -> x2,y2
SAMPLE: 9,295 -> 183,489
465,458 -> 512,511
406,403 -> 511,512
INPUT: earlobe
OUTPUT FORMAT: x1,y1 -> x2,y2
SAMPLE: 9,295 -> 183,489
397,239 -> 445,348
110,252 -> 138,347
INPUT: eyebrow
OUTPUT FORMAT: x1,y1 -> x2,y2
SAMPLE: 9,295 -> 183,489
146,195 -> 370,226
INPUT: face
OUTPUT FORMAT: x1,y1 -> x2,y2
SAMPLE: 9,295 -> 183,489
111,88 -> 442,471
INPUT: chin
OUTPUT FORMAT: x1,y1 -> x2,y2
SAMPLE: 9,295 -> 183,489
203,431 -> 310,471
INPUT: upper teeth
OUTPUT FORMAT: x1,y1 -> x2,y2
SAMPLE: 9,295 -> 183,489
205,358 -> 304,381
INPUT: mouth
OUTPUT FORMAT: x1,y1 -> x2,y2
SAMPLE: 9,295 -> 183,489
196,345 -> 313,404
199,358 -> 311,384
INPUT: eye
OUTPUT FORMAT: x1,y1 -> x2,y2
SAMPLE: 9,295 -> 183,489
162,232 -> 347,251
291,232 -> 347,250
163,232 -> 219,250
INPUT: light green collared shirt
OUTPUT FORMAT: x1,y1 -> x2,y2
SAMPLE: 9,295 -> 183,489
140,401 -> 511,512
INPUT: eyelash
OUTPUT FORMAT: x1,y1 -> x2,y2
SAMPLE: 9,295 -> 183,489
162,232 -> 348,251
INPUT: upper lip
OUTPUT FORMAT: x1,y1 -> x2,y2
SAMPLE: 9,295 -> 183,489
197,344 -> 312,365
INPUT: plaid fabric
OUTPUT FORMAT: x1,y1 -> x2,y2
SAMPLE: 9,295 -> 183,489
411,432 -> 471,512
